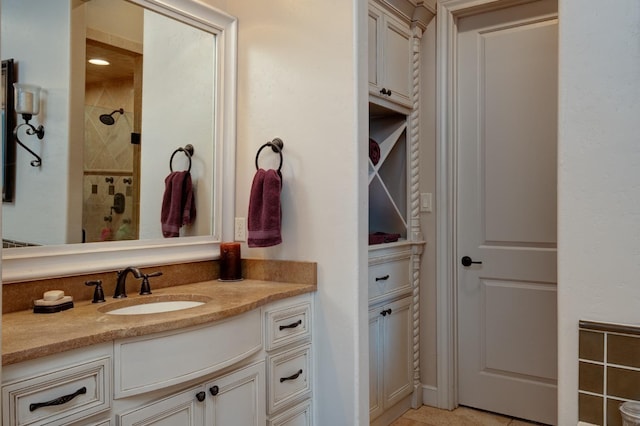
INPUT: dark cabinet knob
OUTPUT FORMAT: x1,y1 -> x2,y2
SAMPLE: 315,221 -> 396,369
196,391 -> 206,402
209,385 -> 219,396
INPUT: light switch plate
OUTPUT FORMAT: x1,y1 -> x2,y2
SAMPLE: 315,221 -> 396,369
420,193 -> 432,213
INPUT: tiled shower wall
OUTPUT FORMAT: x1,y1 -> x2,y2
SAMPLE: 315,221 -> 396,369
84,78 -> 137,242
579,321 -> 640,425
83,173 -> 135,243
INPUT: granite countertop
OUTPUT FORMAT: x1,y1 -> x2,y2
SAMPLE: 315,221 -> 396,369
3,279 -> 316,366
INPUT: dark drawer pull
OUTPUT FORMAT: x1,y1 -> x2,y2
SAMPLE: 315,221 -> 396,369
196,391 -> 206,402
209,385 -> 219,396
29,386 -> 87,412
279,319 -> 302,331
280,369 -> 303,383
375,275 -> 390,281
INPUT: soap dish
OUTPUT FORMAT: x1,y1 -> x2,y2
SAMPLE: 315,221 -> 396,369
33,294 -> 74,314
33,301 -> 74,314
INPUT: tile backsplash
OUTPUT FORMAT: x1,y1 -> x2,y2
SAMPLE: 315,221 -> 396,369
579,321 -> 640,425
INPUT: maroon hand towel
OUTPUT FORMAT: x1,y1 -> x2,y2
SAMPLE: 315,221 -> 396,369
161,171 -> 196,238
248,168 -> 282,247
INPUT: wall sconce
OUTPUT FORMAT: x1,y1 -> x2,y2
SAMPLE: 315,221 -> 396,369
13,83 -> 45,167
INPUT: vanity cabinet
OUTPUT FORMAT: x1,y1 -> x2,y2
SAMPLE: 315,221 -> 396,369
368,0 -> 413,110
265,296 -> 313,426
2,294 -> 314,426
117,361 -> 265,426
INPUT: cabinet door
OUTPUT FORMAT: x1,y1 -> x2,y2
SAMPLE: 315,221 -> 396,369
117,385 -> 204,426
368,306 -> 384,420
368,3 -> 383,92
381,13 -> 412,107
206,361 -> 265,426
382,297 -> 413,408
368,2 -> 413,109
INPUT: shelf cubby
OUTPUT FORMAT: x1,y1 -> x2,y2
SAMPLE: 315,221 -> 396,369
368,103 -> 409,243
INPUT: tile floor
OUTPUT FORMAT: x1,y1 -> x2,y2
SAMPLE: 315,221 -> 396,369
391,405 -> 539,426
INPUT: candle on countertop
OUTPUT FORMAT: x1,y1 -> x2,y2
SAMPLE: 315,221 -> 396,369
219,242 -> 242,281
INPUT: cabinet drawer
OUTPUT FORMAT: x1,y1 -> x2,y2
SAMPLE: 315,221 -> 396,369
84,420 -> 111,426
114,308 -> 262,398
368,256 -> 411,303
268,344 -> 312,414
2,357 -> 110,426
266,301 -> 311,351
268,399 -> 312,426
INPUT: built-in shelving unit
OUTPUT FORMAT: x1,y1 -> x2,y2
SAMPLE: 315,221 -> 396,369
369,105 -> 408,243
367,0 -> 433,423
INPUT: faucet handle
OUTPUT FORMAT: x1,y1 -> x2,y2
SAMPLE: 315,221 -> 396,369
139,271 -> 163,295
85,280 -> 105,303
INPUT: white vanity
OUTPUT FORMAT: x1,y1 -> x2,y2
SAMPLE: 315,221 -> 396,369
2,277 -> 315,426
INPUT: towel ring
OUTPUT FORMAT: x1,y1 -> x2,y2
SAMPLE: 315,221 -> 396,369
255,138 -> 284,172
170,144 -> 194,172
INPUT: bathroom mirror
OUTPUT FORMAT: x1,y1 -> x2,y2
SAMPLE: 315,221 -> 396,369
1,0 -> 237,282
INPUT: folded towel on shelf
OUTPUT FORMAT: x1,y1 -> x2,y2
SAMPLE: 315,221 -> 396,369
248,168 -> 282,247
369,138 -> 380,165
161,170 -> 196,238
369,232 -> 401,245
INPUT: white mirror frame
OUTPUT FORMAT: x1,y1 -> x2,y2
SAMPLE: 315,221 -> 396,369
2,0 -> 237,283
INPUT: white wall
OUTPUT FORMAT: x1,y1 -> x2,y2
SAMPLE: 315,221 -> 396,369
1,0 -> 75,245
202,0 -> 366,424
557,0 -> 640,424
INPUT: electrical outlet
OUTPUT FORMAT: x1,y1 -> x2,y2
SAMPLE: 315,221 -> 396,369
235,217 -> 246,241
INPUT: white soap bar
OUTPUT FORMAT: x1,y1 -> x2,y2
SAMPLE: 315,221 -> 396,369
34,295 -> 73,307
43,290 -> 64,301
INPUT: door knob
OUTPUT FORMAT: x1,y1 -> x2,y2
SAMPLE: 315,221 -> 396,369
461,256 -> 482,267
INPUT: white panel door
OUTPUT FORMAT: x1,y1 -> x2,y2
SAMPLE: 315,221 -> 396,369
456,1 -> 558,424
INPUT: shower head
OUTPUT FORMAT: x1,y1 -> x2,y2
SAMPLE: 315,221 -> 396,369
99,108 -> 124,126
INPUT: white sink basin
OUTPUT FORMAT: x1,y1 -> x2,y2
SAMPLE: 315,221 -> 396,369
104,299 -> 206,315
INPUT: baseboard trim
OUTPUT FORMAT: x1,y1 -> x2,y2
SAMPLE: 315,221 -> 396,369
370,394 -> 412,426
422,384 -> 439,407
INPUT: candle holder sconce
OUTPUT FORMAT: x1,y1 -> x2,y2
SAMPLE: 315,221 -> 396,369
13,83 -> 45,167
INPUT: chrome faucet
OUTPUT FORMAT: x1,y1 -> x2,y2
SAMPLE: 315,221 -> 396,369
114,266 -> 143,298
